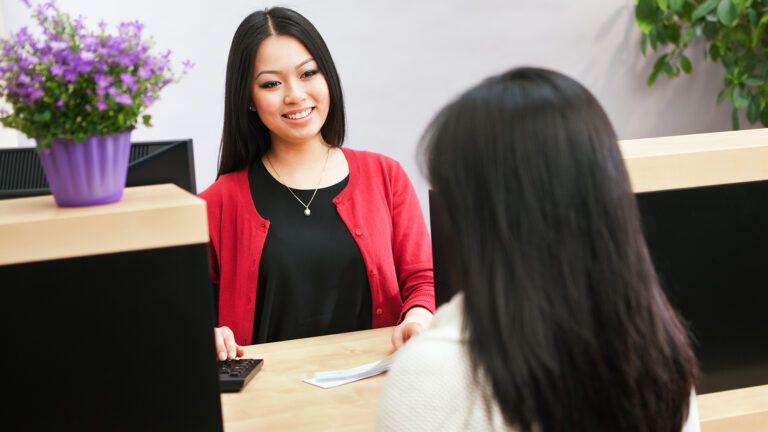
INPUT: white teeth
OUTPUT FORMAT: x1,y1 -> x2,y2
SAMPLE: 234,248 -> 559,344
285,108 -> 312,120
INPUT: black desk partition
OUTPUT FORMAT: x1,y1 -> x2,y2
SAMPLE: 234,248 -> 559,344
637,179 -> 768,393
2,243 -> 223,431
430,182 -> 768,393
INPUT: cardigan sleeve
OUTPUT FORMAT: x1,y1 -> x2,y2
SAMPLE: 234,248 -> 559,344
199,183 -> 222,286
389,162 -> 436,320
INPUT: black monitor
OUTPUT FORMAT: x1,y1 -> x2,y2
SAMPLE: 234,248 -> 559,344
429,185 -> 768,394
3,242 -> 223,430
429,190 -> 459,308
636,180 -> 768,393
0,138 -> 196,200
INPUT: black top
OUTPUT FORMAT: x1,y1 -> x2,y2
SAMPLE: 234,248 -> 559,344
249,159 -> 372,343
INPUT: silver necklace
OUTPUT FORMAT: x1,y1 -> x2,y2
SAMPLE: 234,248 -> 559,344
265,147 -> 331,217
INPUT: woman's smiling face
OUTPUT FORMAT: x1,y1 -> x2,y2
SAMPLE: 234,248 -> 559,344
251,35 -> 330,146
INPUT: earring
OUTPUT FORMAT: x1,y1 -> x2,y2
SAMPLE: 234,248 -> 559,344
248,105 -> 256,112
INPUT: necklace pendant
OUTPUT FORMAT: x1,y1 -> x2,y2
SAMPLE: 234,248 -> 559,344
304,208 -> 311,217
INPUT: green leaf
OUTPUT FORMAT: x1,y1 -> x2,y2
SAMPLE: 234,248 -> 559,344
663,61 -> 676,77
710,43 -> 721,61
683,26 -> 697,43
692,0 -> 720,21
717,87 -> 729,105
680,55 -> 693,73
657,0 -> 669,10
733,87 -> 750,110
746,8 -> 757,27
758,14 -> 768,32
648,69 -> 661,86
663,23 -> 681,44
670,0 -> 685,11
745,77 -> 765,86
636,0 -> 658,34
652,53 -> 669,71
747,96 -> 760,123
641,33 -> 648,56
732,108 -> 740,130
142,114 -> 153,127
650,27 -> 659,49
33,111 -> 51,123
717,0 -> 739,27
733,0 -> 750,10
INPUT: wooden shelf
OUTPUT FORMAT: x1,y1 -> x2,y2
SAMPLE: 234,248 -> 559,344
699,385 -> 768,432
620,128 -> 768,192
0,184 -> 208,266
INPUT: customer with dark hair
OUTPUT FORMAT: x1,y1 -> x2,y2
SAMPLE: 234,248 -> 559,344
378,67 -> 699,431
201,7 -> 434,359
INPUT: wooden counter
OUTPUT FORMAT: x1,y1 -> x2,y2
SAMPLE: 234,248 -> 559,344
221,328 -> 768,431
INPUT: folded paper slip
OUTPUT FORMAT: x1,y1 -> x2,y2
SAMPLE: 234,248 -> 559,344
303,354 -> 395,389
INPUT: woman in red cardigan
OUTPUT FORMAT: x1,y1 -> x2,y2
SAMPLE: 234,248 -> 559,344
201,7 -> 435,361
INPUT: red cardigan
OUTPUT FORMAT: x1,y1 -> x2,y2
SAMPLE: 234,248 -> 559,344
200,147 -> 435,345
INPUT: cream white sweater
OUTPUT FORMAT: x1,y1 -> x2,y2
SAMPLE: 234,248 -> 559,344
377,293 -> 701,432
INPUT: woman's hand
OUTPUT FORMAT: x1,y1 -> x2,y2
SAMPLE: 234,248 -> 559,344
214,326 -> 244,360
391,307 -> 433,349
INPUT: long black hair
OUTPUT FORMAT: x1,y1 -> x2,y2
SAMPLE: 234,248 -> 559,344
217,7 -> 345,177
422,67 -> 698,431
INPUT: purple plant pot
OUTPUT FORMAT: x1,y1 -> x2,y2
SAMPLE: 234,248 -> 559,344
37,131 -> 132,207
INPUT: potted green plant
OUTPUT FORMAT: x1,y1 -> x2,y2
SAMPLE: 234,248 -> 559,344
0,0 -> 190,206
635,0 -> 768,129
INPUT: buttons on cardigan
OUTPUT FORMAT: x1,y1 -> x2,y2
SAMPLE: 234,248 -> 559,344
355,228 -> 363,236
375,307 -> 383,316
333,197 -> 341,204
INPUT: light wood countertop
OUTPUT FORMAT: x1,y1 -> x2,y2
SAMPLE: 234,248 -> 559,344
221,328 -> 768,431
222,327 -> 394,431
0,183 -> 208,266
620,128 -> 768,192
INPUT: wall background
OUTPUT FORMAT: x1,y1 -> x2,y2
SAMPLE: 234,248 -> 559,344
1,0 -> 745,216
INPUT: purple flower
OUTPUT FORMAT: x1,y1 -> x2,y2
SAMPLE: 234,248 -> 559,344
50,64 -> 64,76
120,72 -> 137,91
0,0 -> 187,139
73,16 -> 86,34
182,59 -> 194,73
94,73 -> 114,88
112,92 -> 132,105
15,27 -> 32,46
137,65 -> 153,79
63,69 -> 77,82
28,87 -> 43,101
49,40 -> 67,51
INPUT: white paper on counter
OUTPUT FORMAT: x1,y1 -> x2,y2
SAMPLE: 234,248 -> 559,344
303,354 -> 395,389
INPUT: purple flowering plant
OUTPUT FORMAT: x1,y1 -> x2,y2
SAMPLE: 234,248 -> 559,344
0,1 -> 192,148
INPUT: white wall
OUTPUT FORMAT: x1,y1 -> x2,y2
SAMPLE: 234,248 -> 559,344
1,0 -> 741,214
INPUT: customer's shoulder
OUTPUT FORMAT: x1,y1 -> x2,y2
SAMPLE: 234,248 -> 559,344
391,294 -> 467,370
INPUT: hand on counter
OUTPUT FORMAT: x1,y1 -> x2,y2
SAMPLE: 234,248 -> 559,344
214,326 -> 244,360
391,306 -> 433,349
